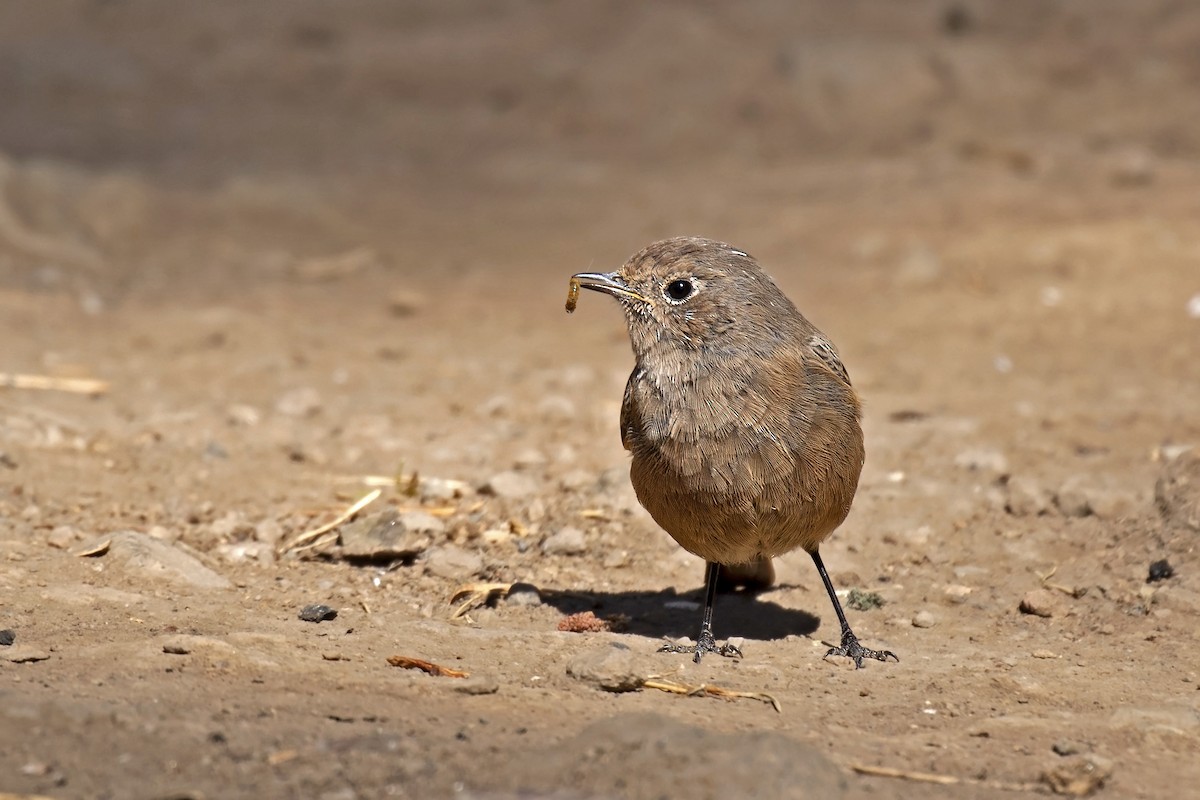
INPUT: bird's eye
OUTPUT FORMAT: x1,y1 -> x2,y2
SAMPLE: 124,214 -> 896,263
664,279 -> 694,301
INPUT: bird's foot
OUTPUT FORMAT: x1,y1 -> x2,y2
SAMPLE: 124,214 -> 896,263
659,631 -> 743,664
823,630 -> 898,669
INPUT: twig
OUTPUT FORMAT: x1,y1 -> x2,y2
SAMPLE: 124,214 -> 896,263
849,763 -> 1040,792
0,373 -> 109,395
279,488 -> 381,554
641,678 -> 782,713
387,655 -> 469,678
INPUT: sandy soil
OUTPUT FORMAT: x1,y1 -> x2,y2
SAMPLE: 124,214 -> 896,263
1,2 -> 1199,798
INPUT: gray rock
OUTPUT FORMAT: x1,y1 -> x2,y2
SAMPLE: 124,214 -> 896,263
339,510 -> 430,561
479,470 -> 538,498
423,544 -> 483,580
541,526 -> 587,556
566,643 -> 644,692
94,531 -> 231,589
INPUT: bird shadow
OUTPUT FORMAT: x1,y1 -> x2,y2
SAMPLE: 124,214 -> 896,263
536,583 -> 821,643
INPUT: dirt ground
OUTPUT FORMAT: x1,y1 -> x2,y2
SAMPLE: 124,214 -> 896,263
2,2 -> 1199,799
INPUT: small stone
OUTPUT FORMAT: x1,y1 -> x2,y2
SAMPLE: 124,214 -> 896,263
210,511 -> 255,541
1006,476 -> 1052,516
46,525 -> 78,549
541,527 -> 587,556
1055,476 -> 1093,518
943,585 -> 972,604
566,643 -> 645,692
227,403 -> 261,426
397,511 -> 445,536
1041,753 -> 1113,796
602,550 -> 630,569
215,541 -> 274,564
253,519 -> 285,546
339,510 -> 430,561
276,387 -> 322,417
299,604 -> 338,623
1053,740 -> 1083,756
1019,589 -> 1061,618
479,470 -> 538,498
505,583 -> 542,607
453,675 -> 500,695
0,646 -> 50,663
912,610 -> 936,628
423,545 -> 484,580
419,477 -> 469,502
0,629 -> 14,646
1147,559 -> 1174,583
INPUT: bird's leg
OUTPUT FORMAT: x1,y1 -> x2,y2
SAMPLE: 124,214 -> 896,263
810,549 -> 898,668
659,561 -> 743,663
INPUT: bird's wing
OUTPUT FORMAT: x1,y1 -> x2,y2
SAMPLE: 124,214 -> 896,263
806,334 -> 852,386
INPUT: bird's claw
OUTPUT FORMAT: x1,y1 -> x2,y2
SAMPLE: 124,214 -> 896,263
823,631 -> 898,669
659,632 -> 743,664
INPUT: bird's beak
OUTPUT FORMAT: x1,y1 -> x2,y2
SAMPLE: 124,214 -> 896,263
570,272 -> 652,306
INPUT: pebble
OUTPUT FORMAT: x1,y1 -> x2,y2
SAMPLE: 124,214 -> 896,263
1054,476 -> 1093,518
565,643 -> 645,692
275,387 -> 322,417
298,604 -> 338,623
1019,588 -> 1062,618
452,675 -> 500,695
1041,753 -> 1113,796
226,404 -> 261,426
423,545 -> 483,580
0,646 -> 50,663
912,610 -> 937,628
46,525 -> 78,550
0,629 -> 14,646
215,541 -> 275,564
479,470 -> 538,499
943,584 -> 973,604
1006,476 -> 1052,516
397,511 -> 446,536
339,510 -> 431,561
541,527 -> 587,556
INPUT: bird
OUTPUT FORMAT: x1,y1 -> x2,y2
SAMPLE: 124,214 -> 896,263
567,236 -> 897,667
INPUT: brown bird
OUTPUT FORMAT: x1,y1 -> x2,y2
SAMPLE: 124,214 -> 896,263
568,237 -> 897,666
